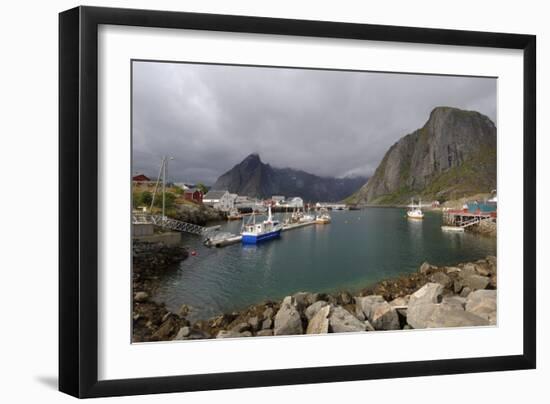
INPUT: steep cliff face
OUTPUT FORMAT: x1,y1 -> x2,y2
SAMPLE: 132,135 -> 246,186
213,154 -> 366,202
349,107 -> 496,204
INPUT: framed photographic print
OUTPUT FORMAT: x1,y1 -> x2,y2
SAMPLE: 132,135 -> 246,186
59,6 -> 536,398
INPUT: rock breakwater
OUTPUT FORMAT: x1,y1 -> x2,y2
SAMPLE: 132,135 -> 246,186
132,255 -> 497,342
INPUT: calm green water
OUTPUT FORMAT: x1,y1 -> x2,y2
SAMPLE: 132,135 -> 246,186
153,208 -> 496,321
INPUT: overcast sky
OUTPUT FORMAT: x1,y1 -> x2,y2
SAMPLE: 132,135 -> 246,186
132,61 -> 496,185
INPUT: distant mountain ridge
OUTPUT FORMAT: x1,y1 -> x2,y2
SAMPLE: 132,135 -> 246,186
212,154 -> 367,202
346,107 -> 497,205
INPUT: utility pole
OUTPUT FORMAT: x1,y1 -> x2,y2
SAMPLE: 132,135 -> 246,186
162,156 -> 174,220
150,155 -> 173,220
162,155 -> 166,219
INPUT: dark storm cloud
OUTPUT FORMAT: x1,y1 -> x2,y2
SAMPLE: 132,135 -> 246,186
132,61 -> 496,185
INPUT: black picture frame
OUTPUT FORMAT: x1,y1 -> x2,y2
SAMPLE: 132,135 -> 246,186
59,6 -> 536,398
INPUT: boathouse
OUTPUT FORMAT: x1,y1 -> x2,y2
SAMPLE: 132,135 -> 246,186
183,188 -> 203,204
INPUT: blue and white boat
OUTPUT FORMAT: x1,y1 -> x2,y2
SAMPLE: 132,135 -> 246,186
241,206 -> 282,245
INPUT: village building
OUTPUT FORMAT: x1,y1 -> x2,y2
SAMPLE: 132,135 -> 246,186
203,190 -> 236,211
132,174 -> 151,183
174,182 -> 193,190
271,195 -> 286,205
182,188 -> 203,204
285,197 -> 304,208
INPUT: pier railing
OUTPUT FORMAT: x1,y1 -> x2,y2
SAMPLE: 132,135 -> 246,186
132,213 -> 220,236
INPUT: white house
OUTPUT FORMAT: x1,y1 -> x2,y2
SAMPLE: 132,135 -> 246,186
285,197 -> 304,208
234,195 -> 257,209
271,195 -> 285,205
173,182 -> 192,190
203,190 -> 236,211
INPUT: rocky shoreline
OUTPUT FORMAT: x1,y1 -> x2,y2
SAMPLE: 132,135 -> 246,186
173,203 -> 225,226
132,241 -> 190,342
132,244 -> 497,342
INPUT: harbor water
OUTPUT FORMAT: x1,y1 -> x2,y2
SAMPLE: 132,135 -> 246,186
152,208 -> 496,321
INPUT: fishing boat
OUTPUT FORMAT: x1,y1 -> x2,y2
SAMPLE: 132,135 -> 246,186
407,199 -> 424,219
290,207 -> 309,223
301,208 -> 316,223
241,206 -> 282,244
227,208 -> 243,221
315,208 -> 331,224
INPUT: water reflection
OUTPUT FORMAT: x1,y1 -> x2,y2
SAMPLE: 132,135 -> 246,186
153,208 -> 496,321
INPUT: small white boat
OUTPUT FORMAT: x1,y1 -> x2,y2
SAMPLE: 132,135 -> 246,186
407,198 -> 424,219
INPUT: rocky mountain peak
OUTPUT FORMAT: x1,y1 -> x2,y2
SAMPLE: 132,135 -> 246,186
243,153 -> 261,163
346,107 -> 496,205
213,155 -> 366,202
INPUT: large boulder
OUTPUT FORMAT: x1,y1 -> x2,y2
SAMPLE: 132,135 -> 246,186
134,291 -> 149,302
369,301 -> 400,330
329,306 -> 366,333
453,279 -> 464,294
261,318 -> 273,330
406,282 -> 489,329
461,274 -> 490,291
247,316 -> 261,331
409,283 -> 444,307
174,326 -> 191,340
230,322 -> 251,333
305,293 -> 321,306
210,313 -> 237,328
355,295 -> 386,320
274,296 -> 303,335
473,260 -> 492,276
306,305 -> 330,334
356,296 -> 401,331
389,296 -> 409,317
339,291 -> 353,305
407,302 -> 489,329
460,287 -> 472,298
461,263 -> 478,277
256,329 -> 274,337
446,266 -> 461,274
305,301 -> 329,321
419,261 -> 436,274
152,316 -> 177,340
263,307 -> 274,320
183,328 -> 211,340
355,305 -> 366,321
292,292 -> 311,311
431,272 -> 452,289
465,289 -> 497,324
441,295 -> 466,309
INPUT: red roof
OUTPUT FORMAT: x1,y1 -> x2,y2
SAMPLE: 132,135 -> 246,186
132,174 -> 150,182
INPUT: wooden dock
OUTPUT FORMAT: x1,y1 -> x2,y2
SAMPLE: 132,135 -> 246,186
442,209 -> 497,229
205,220 -> 317,248
281,220 -> 316,231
